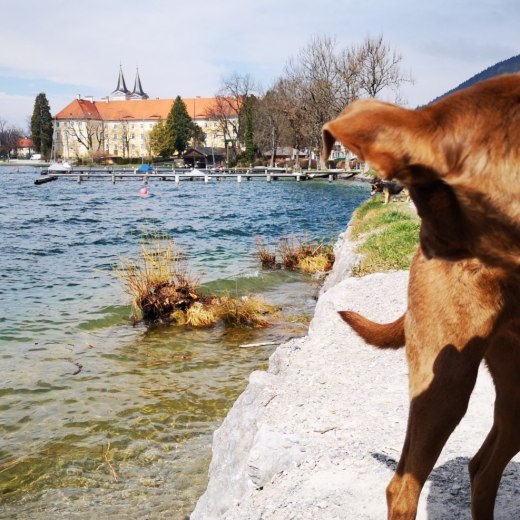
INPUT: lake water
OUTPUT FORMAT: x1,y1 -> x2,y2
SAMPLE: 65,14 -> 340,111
0,166 -> 368,519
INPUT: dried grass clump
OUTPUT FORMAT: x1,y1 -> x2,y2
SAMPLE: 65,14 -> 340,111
254,236 -> 277,268
298,243 -> 335,274
185,302 -> 218,327
298,253 -> 331,273
255,234 -> 335,274
279,236 -> 302,269
115,237 -> 203,323
116,237 -> 276,328
214,295 -> 278,327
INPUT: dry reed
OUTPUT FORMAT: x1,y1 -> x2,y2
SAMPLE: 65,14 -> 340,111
103,441 -> 119,482
258,235 -> 335,274
116,236 -> 276,328
115,237 -> 202,323
213,295 -> 278,327
254,236 -> 277,268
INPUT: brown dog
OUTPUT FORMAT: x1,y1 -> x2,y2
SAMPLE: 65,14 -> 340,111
322,74 -> 520,520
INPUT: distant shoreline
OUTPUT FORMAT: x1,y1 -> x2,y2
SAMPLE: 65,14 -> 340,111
0,160 -> 50,167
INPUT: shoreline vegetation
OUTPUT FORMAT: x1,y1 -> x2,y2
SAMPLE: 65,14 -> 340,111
254,235 -> 335,274
115,233 -> 339,328
115,191 -> 417,330
115,237 -> 278,327
349,194 -> 419,275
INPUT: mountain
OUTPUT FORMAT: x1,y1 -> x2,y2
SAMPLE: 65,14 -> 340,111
430,53 -> 520,104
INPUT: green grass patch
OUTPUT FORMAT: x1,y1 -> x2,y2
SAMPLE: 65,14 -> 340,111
350,196 -> 420,276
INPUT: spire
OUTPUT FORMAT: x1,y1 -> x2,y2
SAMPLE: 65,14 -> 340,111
111,64 -> 130,100
130,67 -> 149,100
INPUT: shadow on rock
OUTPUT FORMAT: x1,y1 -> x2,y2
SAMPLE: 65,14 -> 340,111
371,453 -> 520,519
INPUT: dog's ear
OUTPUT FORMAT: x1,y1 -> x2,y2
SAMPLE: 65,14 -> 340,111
322,99 -> 429,180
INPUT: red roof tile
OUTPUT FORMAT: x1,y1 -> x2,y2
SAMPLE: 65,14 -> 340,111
17,137 -> 33,148
54,97 -> 231,121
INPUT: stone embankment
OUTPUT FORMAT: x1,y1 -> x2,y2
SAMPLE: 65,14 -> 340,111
191,226 -> 520,520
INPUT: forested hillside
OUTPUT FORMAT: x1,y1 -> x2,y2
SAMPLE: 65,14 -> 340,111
431,53 -> 520,103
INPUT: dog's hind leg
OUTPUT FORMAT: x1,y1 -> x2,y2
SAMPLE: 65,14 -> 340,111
385,254 -> 498,519
386,335 -> 486,519
469,328 -> 520,519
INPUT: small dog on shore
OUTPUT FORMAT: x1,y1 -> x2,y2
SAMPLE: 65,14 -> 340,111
370,179 -> 410,204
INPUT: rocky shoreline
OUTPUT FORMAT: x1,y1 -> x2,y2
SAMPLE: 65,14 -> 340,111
190,225 -> 520,519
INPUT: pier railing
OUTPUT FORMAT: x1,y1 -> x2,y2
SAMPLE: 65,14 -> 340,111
35,167 -> 362,185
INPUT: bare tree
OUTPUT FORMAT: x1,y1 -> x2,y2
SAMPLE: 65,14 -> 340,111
254,85 -> 286,167
284,36 -> 358,154
274,78 -> 310,164
0,118 -> 23,158
117,119 -> 132,159
357,35 -> 413,99
204,96 -> 238,163
65,119 -> 104,163
143,130 -> 154,162
275,34 -> 412,160
207,73 -> 259,165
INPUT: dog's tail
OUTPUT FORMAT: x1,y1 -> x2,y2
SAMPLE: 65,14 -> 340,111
338,310 -> 405,349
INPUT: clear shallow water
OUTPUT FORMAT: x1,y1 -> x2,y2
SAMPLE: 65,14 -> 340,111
0,166 -> 369,519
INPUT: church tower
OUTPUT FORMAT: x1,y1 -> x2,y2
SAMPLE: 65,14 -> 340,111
110,65 -> 131,100
130,67 -> 149,100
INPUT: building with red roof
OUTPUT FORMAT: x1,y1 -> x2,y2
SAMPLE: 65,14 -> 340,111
53,67 -> 238,162
12,137 -> 34,158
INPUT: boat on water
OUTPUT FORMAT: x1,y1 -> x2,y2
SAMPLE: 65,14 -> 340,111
48,161 -> 72,172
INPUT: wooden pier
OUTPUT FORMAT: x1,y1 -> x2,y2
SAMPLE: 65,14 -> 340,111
35,167 -> 360,185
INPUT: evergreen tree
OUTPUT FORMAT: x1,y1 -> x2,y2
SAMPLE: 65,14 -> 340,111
166,96 -> 193,155
30,93 -> 53,159
243,96 -> 255,164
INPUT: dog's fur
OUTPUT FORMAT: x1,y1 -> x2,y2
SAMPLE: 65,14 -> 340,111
371,179 -> 410,204
322,74 -> 520,520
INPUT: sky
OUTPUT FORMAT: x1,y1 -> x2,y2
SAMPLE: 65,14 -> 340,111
0,0 -> 518,130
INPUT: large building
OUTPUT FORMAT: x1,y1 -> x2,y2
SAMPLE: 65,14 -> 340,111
53,67 -> 238,162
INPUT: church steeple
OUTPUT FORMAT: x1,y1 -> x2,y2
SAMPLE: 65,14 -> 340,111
111,65 -> 130,100
130,67 -> 149,100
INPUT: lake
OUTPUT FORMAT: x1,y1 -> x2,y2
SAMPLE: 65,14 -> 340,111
0,166 -> 368,519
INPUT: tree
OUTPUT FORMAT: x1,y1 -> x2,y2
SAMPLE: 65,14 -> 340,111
284,36 -> 357,154
242,96 -> 255,164
64,119 -> 104,163
254,79 -> 309,167
191,123 -> 206,147
166,96 -> 194,156
143,130 -> 154,161
0,119 -> 22,159
30,93 -> 53,159
357,35 -> 413,99
149,121 -> 171,158
207,73 -> 258,165
279,35 -> 412,159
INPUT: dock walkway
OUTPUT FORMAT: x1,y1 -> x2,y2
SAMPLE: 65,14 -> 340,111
35,167 -> 361,185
